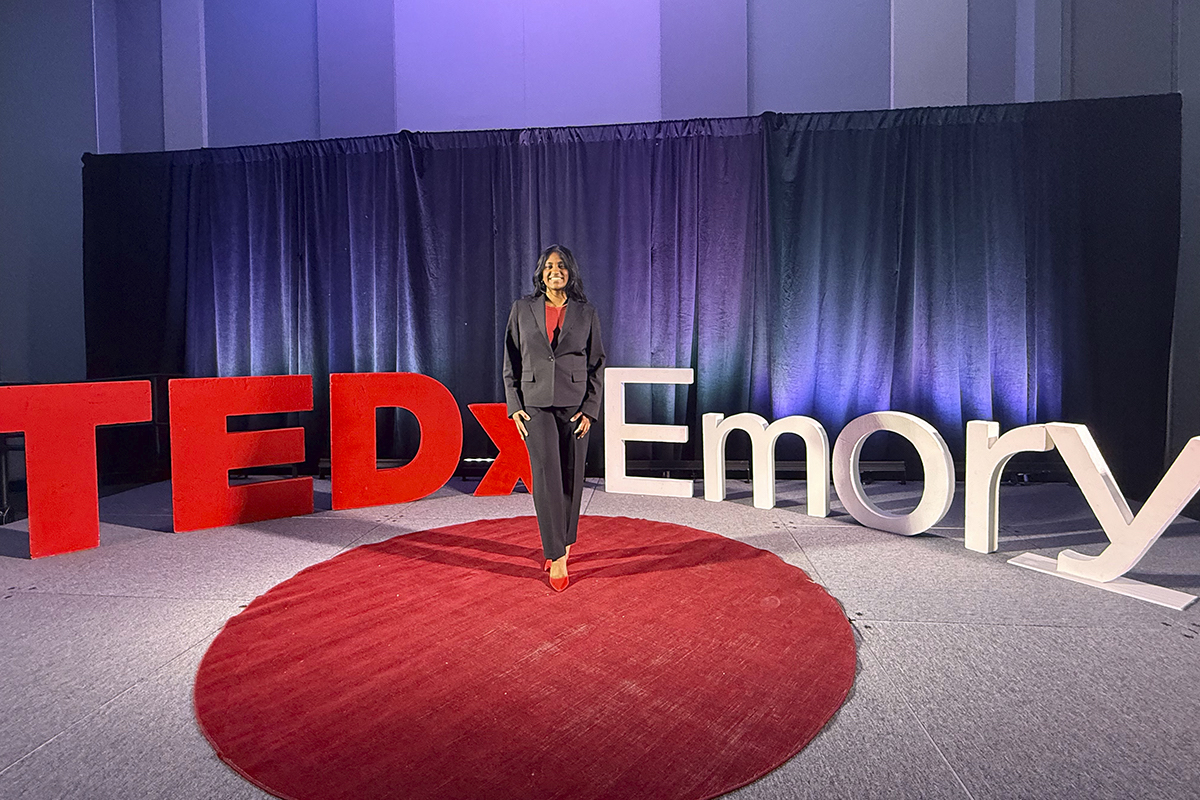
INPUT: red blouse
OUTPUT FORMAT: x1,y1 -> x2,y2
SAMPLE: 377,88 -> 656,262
545,302 -> 567,346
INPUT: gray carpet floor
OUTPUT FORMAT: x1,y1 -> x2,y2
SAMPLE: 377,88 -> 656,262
0,477 -> 1197,800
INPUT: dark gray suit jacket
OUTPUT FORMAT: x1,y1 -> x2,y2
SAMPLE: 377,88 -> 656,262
503,295 -> 606,420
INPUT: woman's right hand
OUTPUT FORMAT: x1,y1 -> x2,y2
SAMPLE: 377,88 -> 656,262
511,409 -> 530,439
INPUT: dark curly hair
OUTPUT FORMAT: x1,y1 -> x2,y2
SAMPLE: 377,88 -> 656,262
530,244 -> 589,303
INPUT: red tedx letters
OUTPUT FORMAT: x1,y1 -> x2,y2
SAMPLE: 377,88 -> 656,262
0,374 -> 524,557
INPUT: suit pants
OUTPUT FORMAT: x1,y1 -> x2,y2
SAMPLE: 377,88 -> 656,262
523,406 -> 589,560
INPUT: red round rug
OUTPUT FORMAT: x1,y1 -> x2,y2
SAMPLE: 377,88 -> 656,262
194,516 -> 856,800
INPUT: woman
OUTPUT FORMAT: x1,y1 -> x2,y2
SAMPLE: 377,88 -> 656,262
502,245 -> 606,592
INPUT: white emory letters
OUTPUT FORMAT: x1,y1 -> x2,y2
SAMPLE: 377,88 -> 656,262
604,368 -> 1199,607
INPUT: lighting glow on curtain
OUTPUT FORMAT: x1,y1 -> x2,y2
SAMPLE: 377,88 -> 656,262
83,95 -> 1181,492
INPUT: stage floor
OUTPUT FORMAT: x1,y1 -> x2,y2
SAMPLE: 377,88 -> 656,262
1,478 -> 1197,799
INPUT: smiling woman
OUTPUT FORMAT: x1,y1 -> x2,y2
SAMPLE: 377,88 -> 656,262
503,244 -> 607,591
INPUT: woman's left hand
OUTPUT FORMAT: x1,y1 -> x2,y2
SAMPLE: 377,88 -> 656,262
571,412 -> 591,438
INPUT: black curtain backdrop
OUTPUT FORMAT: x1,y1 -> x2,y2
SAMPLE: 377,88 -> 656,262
83,95 -> 1181,498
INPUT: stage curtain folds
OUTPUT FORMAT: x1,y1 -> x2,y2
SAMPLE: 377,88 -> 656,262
82,95 -> 1181,496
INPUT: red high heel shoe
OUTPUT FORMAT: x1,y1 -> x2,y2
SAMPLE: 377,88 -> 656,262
549,572 -> 569,592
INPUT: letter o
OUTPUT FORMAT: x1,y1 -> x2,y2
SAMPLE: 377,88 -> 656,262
832,411 -> 954,535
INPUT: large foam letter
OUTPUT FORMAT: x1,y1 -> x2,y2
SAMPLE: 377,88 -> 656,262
702,412 -> 830,515
1047,424 -> 1200,582
169,376 -> 313,532
963,421 -> 1054,553
468,402 -> 532,496
329,373 -> 462,510
0,381 -> 151,557
832,411 -> 954,535
603,367 -> 694,497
